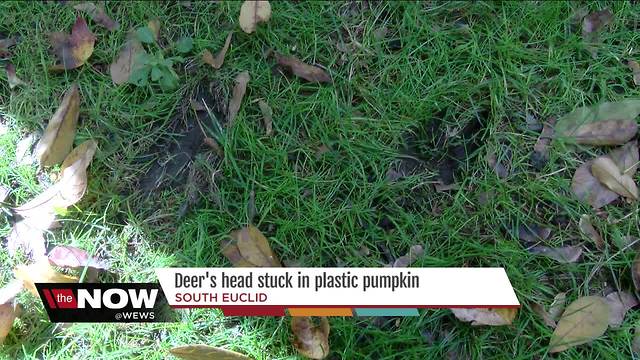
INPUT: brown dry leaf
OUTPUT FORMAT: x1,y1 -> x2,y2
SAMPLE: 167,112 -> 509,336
73,2 -> 119,31
591,156 -> 638,200
6,63 -> 25,89
450,308 -> 517,326
169,344 -> 251,360
554,100 -> 640,145
223,225 -> 281,267
0,37 -> 17,58
632,251 -> 640,291
608,140 -> 639,176
14,260 -> 78,296
227,71 -> 250,126
34,84 -> 80,167
579,215 -> 605,250
549,292 -> 567,321
392,245 -> 424,267
582,9 -> 613,35
239,0 -> 271,34
202,32 -> 232,70
604,291 -> 638,329
549,296 -> 610,353
531,302 -> 556,328
0,301 -> 20,345
628,60 -> 640,86
274,53 -> 332,83
486,151 -> 509,178
49,17 -> 96,71
110,34 -> 145,85
204,137 -> 224,158
258,100 -> 273,136
518,223 -> 551,244
291,317 -> 330,359
531,116 -> 557,170
148,19 -> 161,41
529,245 -> 582,263
571,159 -> 619,209
48,245 -> 107,270
0,280 -> 23,307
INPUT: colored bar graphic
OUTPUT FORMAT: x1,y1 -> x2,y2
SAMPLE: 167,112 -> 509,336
220,306 -> 286,316
354,308 -> 419,316
288,308 -> 353,317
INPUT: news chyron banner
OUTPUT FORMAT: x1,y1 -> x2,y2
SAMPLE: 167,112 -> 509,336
155,268 -> 519,317
36,268 -> 518,322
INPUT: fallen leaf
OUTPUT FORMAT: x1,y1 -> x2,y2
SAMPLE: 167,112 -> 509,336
392,244 -> 424,267
5,63 -> 25,89
291,317 -> 330,359
227,71 -> 250,126
486,150 -> 509,178
517,223 -> 551,244
223,225 -> 281,267
239,0 -> 271,34
632,251 -> 640,291
202,32 -> 232,70
549,296 -> 610,353
6,217 -> 50,258
148,19 -> 161,41
591,156 -> 638,200
73,2 -> 119,31
49,17 -> 96,70
554,101 -> 640,145
529,245 -> 582,263
14,260 -> 78,296
604,291 -> 638,328
531,302 -> 556,328
582,9 -> 613,36
169,344 -> 251,360
203,137 -> 224,158
48,245 -> 107,270
0,37 -> 17,58
258,100 -> 273,136
450,308 -> 517,326
548,292 -> 567,321
274,53 -> 332,83
0,280 -> 24,306
110,33 -> 145,85
579,215 -> 605,250
0,301 -> 20,345
571,159 -> 619,209
531,116 -> 557,170
628,60 -> 640,86
34,84 -> 80,167
608,140 -> 639,176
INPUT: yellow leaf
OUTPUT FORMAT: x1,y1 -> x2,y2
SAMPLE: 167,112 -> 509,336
549,296 -> 609,353
227,71 -> 250,127
49,17 -> 96,70
239,1 -> 271,34
450,308 -> 517,326
34,84 -> 80,167
227,225 -> 281,267
14,260 -> 78,297
202,32 -> 232,70
591,156 -> 638,200
291,317 -> 330,359
169,344 -> 252,360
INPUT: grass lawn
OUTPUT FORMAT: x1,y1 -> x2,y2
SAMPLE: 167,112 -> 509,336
1,1 -> 640,359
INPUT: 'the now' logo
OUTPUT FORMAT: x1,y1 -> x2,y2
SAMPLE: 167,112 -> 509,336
42,288 -> 158,309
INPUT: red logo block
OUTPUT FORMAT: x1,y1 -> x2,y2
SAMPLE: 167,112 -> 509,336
51,289 -> 77,309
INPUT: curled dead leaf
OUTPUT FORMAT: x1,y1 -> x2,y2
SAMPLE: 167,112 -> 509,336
49,17 -> 96,70
555,101 -> 640,145
110,34 -> 145,85
591,156 -> 638,200
239,1 -> 271,34
169,344 -> 251,360
517,223 -> 551,244
73,2 -> 119,31
291,317 -> 330,359
628,60 -> 640,86
14,260 -> 78,296
34,84 -> 80,167
608,140 -> 639,176
275,53 -> 332,83
531,116 -> 557,170
548,292 -> 567,321
227,71 -> 250,126
6,63 -> 25,89
549,296 -> 610,353
392,245 -> 424,267
531,302 -> 556,328
202,32 -> 232,70
258,100 -> 273,136
579,215 -> 604,250
571,159 -> 619,209
529,245 -> 582,263
222,225 -> 281,267
450,308 -> 517,326
604,291 -> 638,329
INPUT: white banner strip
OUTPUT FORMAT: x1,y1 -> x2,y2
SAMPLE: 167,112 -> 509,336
155,268 -> 519,307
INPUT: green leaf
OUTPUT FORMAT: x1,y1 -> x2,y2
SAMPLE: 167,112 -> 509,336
159,72 -> 178,90
175,36 -> 193,53
135,26 -> 155,44
150,66 -> 163,82
128,65 -> 150,86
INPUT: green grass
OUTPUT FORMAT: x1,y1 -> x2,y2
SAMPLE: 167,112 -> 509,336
1,0 -> 640,359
